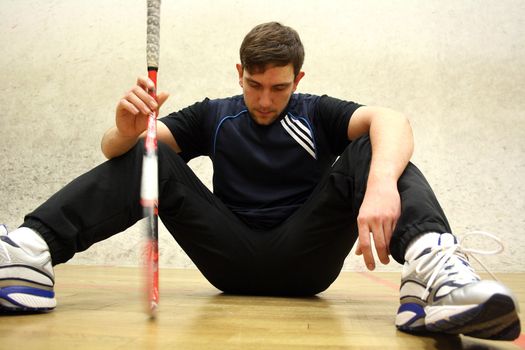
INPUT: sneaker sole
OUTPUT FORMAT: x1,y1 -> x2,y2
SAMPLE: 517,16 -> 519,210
0,286 -> 56,312
396,302 -> 427,332
426,293 -> 521,341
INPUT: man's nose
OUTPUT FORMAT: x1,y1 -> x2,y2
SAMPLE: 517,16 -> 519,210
259,89 -> 272,108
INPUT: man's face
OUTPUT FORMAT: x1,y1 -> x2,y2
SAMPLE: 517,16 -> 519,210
237,63 -> 304,125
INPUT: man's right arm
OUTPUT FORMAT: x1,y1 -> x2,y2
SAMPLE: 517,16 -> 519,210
101,76 -> 179,159
101,127 -> 144,159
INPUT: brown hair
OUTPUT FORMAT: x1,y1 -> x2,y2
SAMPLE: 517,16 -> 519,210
239,22 -> 305,77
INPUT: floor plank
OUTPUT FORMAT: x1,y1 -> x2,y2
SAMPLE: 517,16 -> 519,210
0,265 -> 523,350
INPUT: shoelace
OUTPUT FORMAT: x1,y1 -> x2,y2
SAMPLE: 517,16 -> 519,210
460,231 -> 504,280
418,231 -> 504,300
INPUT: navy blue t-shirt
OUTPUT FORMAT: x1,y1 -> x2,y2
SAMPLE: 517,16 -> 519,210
160,93 -> 362,229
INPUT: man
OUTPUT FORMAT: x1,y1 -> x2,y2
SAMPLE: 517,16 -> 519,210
0,22 -> 520,340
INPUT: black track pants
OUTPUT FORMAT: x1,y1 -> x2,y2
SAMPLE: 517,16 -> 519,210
24,136 -> 450,296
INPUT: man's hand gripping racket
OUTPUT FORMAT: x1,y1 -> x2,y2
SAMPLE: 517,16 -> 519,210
141,0 -> 161,318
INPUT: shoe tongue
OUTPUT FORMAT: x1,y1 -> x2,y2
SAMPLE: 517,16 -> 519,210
405,232 -> 457,261
8,227 -> 49,256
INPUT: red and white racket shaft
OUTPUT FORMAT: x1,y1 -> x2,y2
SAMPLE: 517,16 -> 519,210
141,68 -> 159,314
143,0 -> 161,317
144,216 -> 159,310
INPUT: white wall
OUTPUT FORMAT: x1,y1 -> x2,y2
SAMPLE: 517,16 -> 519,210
1,0 -> 523,272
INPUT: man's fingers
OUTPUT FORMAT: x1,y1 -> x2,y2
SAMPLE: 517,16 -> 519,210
355,244 -> 362,256
136,76 -> 156,92
385,220 -> 395,256
373,223 -> 390,265
133,78 -> 158,110
118,98 -> 140,116
134,85 -> 158,110
357,215 -> 396,268
357,220 -> 375,270
124,89 -> 153,115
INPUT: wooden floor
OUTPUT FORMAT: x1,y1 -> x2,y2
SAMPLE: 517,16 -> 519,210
0,266 -> 524,350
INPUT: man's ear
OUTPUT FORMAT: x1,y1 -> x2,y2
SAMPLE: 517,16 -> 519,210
292,71 -> 305,92
236,63 -> 244,87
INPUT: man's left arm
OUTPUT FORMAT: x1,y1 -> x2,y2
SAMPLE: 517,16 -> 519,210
347,106 -> 414,270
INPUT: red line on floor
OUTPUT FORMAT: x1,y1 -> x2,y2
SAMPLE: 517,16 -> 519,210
357,271 -> 399,291
514,333 -> 525,349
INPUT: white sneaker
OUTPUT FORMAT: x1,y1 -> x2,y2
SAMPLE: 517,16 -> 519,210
395,232 -> 521,340
0,225 -> 56,311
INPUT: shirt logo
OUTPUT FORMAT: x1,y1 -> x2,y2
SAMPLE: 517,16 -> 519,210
280,114 -> 317,159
